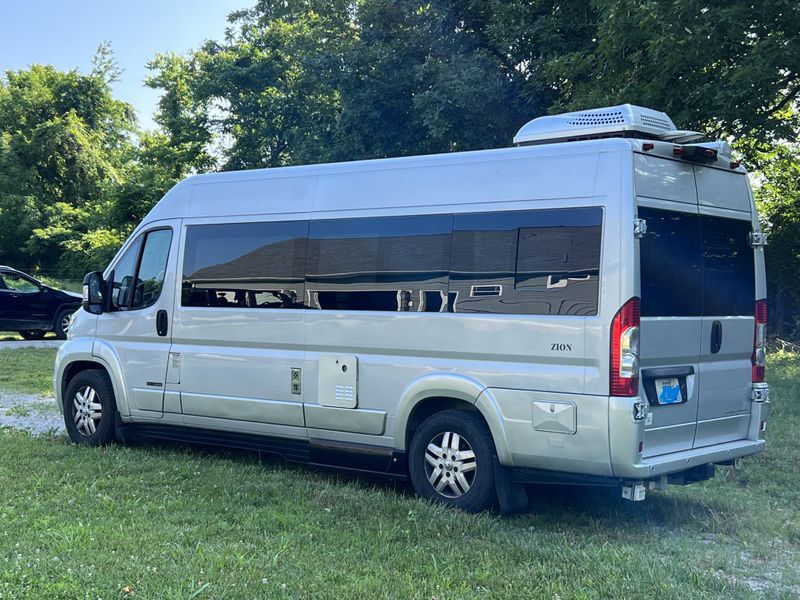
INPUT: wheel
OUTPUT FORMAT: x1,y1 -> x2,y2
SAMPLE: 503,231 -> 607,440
63,369 -> 116,446
409,409 -> 497,512
18,330 -> 46,340
53,307 -> 75,339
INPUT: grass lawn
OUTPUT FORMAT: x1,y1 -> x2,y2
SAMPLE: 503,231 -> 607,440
0,351 -> 798,598
0,348 -> 58,396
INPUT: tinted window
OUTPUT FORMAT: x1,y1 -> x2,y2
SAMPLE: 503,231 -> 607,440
132,229 -> 172,309
701,215 -> 755,316
639,207 -> 702,317
182,221 -> 308,309
306,215 -> 451,311
111,237 -> 143,309
451,208 -> 602,315
639,208 -> 755,317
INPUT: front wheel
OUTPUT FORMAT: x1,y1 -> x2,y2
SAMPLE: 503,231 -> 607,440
409,410 -> 497,513
64,370 -> 116,446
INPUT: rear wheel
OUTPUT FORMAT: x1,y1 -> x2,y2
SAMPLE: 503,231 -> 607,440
64,370 -> 116,446
53,307 -> 75,339
409,410 -> 496,512
18,330 -> 46,340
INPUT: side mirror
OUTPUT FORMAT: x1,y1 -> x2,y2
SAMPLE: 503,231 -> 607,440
82,271 -> 106,314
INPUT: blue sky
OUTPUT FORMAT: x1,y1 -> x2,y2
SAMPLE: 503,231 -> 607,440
0,0 -> 246,130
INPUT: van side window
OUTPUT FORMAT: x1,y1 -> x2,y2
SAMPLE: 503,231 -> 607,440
111,237 -> 143,309
131,229 -> 173,310
182,221 -> 308,309
306,215 -> 452,311
451,208 -> 602,315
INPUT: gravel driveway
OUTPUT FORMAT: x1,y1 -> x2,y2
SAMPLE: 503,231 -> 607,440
0,392 -> 64,435
0,339 -> 64,349
0,339 -> 65,434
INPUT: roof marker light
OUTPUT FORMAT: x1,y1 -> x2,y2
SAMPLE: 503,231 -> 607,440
673,145 -> 683,156
642,142 -> 654,151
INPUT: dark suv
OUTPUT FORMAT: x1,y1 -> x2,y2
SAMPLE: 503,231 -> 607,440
0,267 -> 81,339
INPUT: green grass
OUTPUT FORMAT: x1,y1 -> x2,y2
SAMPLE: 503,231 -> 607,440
0,348 -> 57,396
0,352 -> 798,598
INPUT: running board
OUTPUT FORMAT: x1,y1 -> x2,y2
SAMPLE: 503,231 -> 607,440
127,423 -> 408,479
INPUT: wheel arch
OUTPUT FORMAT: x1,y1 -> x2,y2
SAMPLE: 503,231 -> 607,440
57,341 -> 128,418
394,373 -> 512,465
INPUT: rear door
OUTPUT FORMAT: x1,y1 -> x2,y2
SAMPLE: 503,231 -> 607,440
636,156 -> 757,457
694,169 -> 756,447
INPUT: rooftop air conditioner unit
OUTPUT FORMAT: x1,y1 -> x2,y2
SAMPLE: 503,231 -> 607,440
513,104 -> 703,146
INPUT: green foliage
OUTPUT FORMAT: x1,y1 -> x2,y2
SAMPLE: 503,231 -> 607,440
753,144 -> 800,338
1,3 -> 799,334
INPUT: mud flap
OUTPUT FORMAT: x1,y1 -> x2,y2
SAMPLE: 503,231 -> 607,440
494,457 -> 528,514
114,411 -> 137,445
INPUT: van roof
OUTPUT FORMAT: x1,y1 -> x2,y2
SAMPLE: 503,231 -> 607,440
144,138 -> 633,223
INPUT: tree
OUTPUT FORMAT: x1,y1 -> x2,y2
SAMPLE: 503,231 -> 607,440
0,48 -> 136,273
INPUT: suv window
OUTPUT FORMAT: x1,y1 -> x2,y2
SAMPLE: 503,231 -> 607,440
1,273 -> 39,293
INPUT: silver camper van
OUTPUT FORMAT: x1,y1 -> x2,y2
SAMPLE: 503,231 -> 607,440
56,105 -> 769,512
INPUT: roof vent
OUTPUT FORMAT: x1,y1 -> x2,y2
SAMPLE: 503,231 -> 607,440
514,104 -> 701,145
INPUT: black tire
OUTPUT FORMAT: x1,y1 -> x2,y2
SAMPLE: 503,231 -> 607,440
18,330 -> 46,340
53,307 -> 75,339
63,369 -> 116,446
409,409 -> 497,513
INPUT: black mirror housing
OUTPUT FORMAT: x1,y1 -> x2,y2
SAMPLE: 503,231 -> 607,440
82,271 -> 105,314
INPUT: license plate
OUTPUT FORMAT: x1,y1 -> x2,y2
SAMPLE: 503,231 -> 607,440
655,377 -> 683,405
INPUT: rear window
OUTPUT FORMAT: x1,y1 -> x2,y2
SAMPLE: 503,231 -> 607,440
638,207 -> 755,317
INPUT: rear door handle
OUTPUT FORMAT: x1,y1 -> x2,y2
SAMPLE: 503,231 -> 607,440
156,310 -> 168,337
710,320 -> 722,354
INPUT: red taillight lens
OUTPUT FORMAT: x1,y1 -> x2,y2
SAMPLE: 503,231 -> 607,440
752,299 -> 767,382
611,297 -> 641,396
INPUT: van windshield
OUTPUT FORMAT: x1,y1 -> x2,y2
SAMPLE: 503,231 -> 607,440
639,207 -> 755,317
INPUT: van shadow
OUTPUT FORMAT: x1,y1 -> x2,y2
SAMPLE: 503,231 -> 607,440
129,437 -> 729,534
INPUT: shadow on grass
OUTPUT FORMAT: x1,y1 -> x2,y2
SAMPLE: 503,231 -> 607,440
108,434 -> 733,534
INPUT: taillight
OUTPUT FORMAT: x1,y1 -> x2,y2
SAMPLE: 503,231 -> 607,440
752,299 -> 767,382
611,297 -> 641,396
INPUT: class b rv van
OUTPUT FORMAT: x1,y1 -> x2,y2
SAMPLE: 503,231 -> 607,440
57,104 -> 769,513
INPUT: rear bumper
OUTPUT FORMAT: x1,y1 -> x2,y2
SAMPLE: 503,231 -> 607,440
616,438 -> 765,479
609,394 -> 769,480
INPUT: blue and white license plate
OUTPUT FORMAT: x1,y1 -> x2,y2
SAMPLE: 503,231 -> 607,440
655,377 -> 683,405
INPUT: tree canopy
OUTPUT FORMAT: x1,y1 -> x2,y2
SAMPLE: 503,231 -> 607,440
0,1 -> 798,335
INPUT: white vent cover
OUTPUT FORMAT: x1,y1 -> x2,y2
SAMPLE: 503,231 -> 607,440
514,104 -> 681,145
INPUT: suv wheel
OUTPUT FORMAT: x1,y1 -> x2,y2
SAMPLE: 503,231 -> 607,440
409,410 -> 497,513
54,307 -> 75,339
18,330 -> 46,340
64,370 -> 116,446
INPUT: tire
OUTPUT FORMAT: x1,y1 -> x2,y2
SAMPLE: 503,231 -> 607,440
409,409 -> 497,513
63,369 -> 116,446
53,307 -> 75,339
18,330 -> 46,340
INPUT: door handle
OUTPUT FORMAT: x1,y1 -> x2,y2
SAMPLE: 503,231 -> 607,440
156,310 -> 168,337
710,320 -> 722,354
